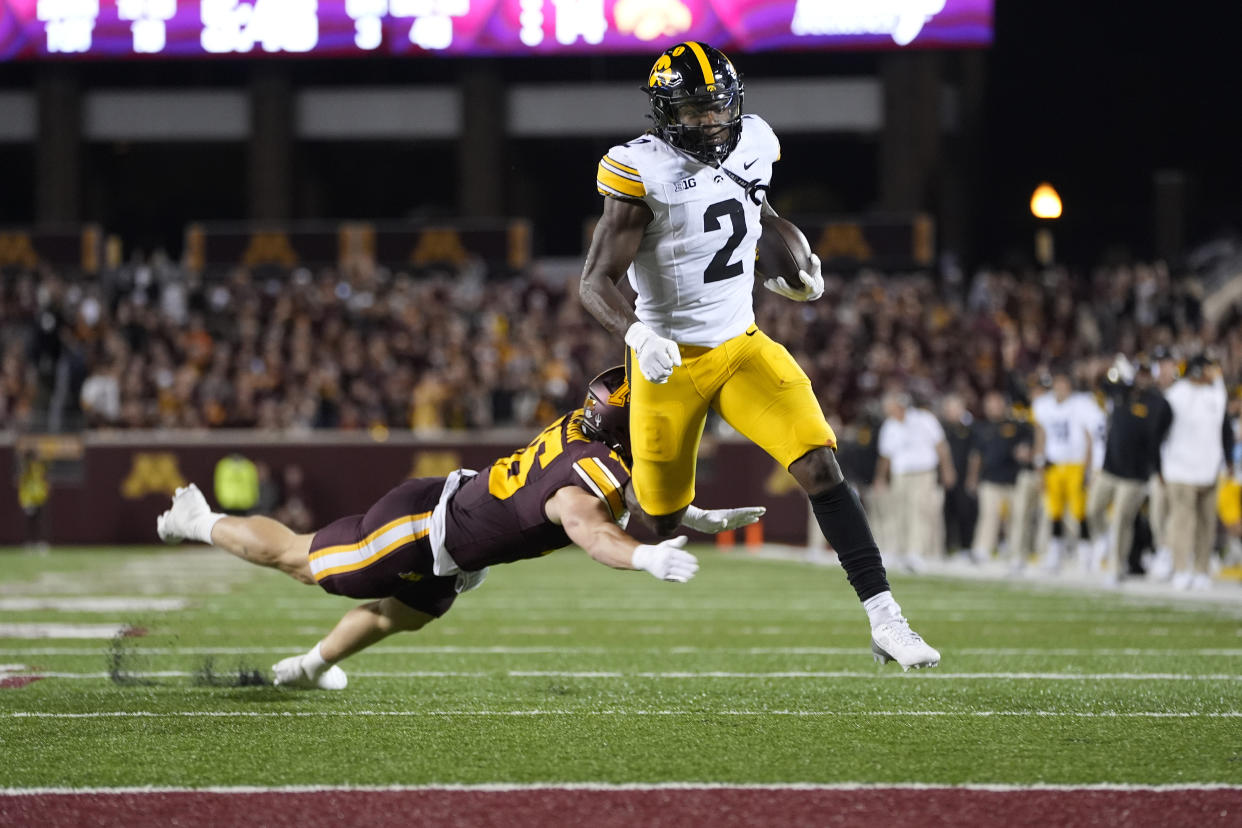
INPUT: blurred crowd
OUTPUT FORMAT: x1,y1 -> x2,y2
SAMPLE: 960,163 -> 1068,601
3,257 -> 1240,438
2,258 -> 619,433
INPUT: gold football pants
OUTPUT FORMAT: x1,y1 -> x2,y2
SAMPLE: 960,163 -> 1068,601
627,325 -> 836,515
1042,462 -> 1087,522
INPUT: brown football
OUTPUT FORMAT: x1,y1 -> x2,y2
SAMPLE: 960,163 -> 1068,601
756,214 -> 814,288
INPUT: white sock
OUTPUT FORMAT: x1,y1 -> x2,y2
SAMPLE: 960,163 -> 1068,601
862,591 -> 903,630
301,641 -> 331,678
194,512 -> 226,546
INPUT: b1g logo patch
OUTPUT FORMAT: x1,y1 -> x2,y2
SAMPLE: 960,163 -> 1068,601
675,177 -> 697,192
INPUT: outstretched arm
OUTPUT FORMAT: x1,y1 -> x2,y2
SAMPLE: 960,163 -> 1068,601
545,485 -> 698,582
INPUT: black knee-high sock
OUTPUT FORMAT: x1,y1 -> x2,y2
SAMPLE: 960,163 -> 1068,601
810,481 -> 890,601
1051,518 -> 1064,538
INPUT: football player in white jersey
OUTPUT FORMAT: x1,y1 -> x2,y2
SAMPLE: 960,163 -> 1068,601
1031,369 -> 1097,571
579,41 -> 939,671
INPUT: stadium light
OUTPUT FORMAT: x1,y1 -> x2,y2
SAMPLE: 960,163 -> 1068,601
1030,183 -> 1063,220
1030,183 -> 1062,266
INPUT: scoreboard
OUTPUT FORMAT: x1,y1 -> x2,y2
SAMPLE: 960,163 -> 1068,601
1,0 -> 992,60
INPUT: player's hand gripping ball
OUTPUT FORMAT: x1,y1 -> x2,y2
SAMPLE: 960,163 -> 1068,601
758,214 -> 823,302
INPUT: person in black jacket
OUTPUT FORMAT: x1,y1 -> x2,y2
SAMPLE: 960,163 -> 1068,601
940,394 -> 978,560
1085,356 -> 1172,584
967,390 -> 1034,565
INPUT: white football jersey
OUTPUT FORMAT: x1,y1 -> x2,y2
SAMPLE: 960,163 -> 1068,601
1032,392 -> 1094,465
597,114 -> 782,348
1082,394 -> 1108,470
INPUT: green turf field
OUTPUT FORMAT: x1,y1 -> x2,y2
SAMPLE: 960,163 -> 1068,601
2,546 -> 1241,789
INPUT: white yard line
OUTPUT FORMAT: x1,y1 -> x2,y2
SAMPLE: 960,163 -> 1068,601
504,670 -> 1242,681
2,782 -> 1241,795
7,710 -> 1242,719
0,598 -> 187,612
0,645 -> 602,656
0,624 -> 136,639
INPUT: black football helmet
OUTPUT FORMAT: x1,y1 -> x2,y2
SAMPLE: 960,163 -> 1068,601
645,41 -> 744,166
580,366 -> 631,465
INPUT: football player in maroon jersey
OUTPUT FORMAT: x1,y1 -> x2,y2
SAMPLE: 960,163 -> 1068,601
157,367 -> 762,689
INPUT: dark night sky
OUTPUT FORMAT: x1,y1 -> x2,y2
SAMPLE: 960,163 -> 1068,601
976,0 -> 1240,264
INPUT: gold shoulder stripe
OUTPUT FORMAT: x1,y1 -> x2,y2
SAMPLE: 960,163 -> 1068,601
598,183 -> 645,201
597,163 -> 645,199
685,41 -> 716,86
601,156 -> 642,182
575,457 -> 625,520
603,155 -> 639,176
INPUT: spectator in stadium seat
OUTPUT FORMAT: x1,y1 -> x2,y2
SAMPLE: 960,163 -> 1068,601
875,391 -> 956,570
76,357 -> 119,427
4,247 -> 1239,461
1160,355 -> 1228,590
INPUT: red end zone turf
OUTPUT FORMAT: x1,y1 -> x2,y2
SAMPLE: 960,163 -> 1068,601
2,788 -> 1239,828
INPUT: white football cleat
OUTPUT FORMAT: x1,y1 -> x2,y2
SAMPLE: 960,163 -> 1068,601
156,484 -> 211,544
1148,547 -> 1174,581
1040,540 -> 1063,573
871,618 -> 940,671
897,554 -> 926,574
272,655 -> 348,690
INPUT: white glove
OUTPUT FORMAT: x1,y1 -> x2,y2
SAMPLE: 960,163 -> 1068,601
454,567 -> 488,594
681,504 -> 766,533
631,536 -> 699,582
762,253 -> 823,302
625,321 -> 681,384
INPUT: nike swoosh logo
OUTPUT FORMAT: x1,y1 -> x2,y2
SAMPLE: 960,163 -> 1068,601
743,158 -> 758,170
746,329 -> 757,336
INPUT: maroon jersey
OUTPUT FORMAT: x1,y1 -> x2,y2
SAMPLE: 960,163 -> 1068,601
444,411 -> 631,570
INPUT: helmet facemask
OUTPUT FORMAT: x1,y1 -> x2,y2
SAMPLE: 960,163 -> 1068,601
650,85 -> 743,167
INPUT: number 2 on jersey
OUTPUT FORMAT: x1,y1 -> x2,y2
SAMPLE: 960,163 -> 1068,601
703,199 -> 747,283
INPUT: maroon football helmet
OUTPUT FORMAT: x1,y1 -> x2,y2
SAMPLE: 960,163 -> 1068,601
581,366 -> 631,465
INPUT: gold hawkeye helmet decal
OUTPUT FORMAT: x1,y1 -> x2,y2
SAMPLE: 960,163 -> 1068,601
649,53 -> 675,87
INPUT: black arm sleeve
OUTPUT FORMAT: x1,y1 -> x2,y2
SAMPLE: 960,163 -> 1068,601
1224,413 -> 1236,465
1152,398 -> 1173,476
